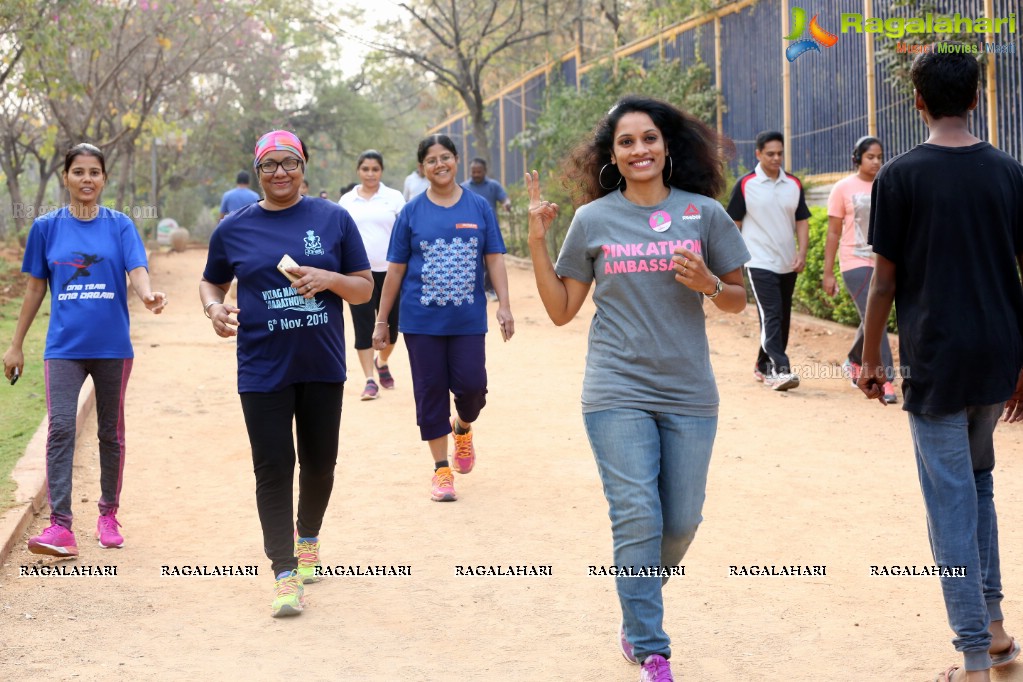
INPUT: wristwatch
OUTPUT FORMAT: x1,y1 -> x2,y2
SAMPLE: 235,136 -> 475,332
706,276 -> 724,300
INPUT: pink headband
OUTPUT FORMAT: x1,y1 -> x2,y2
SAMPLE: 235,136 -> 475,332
254,130 -> 304,166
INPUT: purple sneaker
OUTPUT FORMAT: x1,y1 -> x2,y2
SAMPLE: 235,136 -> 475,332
28,524 -> 78,557
96,513 -> 124,548
640,654 -> 673,682
619,619 -> 639,664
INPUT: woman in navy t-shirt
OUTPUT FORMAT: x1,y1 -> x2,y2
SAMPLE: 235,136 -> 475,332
372,134 -> 514,502
200,130 -> 372,618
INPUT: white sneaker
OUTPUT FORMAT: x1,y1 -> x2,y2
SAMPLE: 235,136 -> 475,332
765,371 -> 799,391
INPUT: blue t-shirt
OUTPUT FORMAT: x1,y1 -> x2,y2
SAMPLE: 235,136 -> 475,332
387,190 -> 506,335
460,178 -> 508,214
220,186 -> 260,214
204,197 -> 370,393
23,207 -> 148,360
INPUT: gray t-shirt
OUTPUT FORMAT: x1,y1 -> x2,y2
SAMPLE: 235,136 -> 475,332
556,188 -> 750,416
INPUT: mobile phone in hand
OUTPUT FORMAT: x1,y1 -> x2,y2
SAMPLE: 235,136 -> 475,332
277,254 -> 300,283
10,367 -> 19,385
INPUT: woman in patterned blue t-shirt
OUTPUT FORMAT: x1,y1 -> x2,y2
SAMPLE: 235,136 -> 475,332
372,134 -> 515,503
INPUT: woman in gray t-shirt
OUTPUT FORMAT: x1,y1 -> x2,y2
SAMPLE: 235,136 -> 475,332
526,96 -> 750,682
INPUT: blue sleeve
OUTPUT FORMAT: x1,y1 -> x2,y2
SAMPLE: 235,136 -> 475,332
482,199 -> 506,254
203,223 -> 234,285
219,192 -> 229,214
338,211 -> 370,273
119,214 -> 148,271
387,205 -> 413,264
495,180 -> 508,202
22,217 -> 51,280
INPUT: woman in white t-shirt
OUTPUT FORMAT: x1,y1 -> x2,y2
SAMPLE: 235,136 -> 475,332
822,136 -> 897,403
339,150 -> 406,400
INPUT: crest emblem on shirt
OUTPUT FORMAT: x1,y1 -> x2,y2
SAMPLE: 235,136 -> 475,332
304,230 -> 324,256
682,203 -> 701,221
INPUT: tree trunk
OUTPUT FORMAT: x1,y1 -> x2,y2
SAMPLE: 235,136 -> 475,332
116,138 -> 131,210
468,91 -> 490,167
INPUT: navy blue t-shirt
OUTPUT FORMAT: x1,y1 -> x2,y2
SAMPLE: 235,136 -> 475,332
387,190 -> 506,335
204,197 -> 370,392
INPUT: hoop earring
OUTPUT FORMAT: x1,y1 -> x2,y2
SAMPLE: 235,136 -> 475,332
664,156 -> 673,182
599,163 -> 622,190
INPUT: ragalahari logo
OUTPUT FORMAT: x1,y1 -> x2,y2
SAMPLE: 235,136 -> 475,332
784,6 -> 839,61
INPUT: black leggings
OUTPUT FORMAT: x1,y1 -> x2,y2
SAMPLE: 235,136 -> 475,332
239,382 -> 344,576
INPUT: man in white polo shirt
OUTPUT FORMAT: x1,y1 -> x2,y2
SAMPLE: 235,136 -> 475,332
726,131 -> 810,391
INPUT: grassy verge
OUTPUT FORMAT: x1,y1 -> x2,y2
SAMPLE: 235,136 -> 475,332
0,268 -> 49,513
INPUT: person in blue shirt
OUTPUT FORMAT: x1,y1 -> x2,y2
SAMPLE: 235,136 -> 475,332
372,135 -> 515,503
219,170 -> 260,222
200,130 -> 373,618
3,142 -> 167,559
461,158 -> 511,301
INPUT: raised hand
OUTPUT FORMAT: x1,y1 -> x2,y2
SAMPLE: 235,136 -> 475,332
525,170 -> 559,241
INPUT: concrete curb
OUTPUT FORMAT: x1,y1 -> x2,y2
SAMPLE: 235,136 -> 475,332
0,377 -> 94,566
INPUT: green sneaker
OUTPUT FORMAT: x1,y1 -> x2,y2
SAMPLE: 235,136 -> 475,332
271,570 -> 304,618
295,535 -> 321,584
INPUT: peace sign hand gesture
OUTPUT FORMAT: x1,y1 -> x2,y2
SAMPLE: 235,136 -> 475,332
525,171 -> 559,242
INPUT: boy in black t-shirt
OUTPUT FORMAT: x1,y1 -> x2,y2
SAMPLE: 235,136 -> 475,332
859,51 -> 1023,682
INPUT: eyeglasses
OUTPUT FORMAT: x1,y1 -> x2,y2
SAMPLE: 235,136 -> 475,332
423,153 -> 456,168
256,157 -> 303,175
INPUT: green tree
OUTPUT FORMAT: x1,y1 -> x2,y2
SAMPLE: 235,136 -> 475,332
509,57 -> 719,256
348,0 -> 550,166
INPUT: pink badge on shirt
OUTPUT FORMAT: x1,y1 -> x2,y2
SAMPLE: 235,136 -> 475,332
649,210 -> 672,233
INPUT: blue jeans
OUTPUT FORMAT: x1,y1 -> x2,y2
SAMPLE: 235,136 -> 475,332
583,408 -> 717,662
908,404 -> 1004,671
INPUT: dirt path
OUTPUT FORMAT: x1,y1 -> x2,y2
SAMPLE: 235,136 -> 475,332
2,247 -> 1023,681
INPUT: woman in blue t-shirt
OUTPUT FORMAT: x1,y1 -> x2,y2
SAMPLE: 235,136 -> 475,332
371,134 -> 514,503
200,130 -> 373,618
3,143 -> 167,558
525,97 -> 750,682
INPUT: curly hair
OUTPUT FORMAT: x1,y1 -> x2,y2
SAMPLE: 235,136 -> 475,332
565,96 -> 731,205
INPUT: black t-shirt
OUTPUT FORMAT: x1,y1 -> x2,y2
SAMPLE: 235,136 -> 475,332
869,142 -> 1023,414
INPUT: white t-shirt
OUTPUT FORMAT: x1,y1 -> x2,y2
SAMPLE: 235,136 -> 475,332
725,163 -> 811,273
338,183 -> 405,271
402,172 -> 430,202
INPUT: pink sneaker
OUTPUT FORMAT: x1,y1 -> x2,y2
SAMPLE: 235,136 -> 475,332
883,381 -> 897,404
843,359 -> 862,388
96,513 -> 124,548
640,654 -> 674,681
430,467 -> 457,502
619,619 -> 639,664
28,524 -> 78,557
360,379 -> 379,401
374,358 -> 395,390
451,420 -> 476,474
